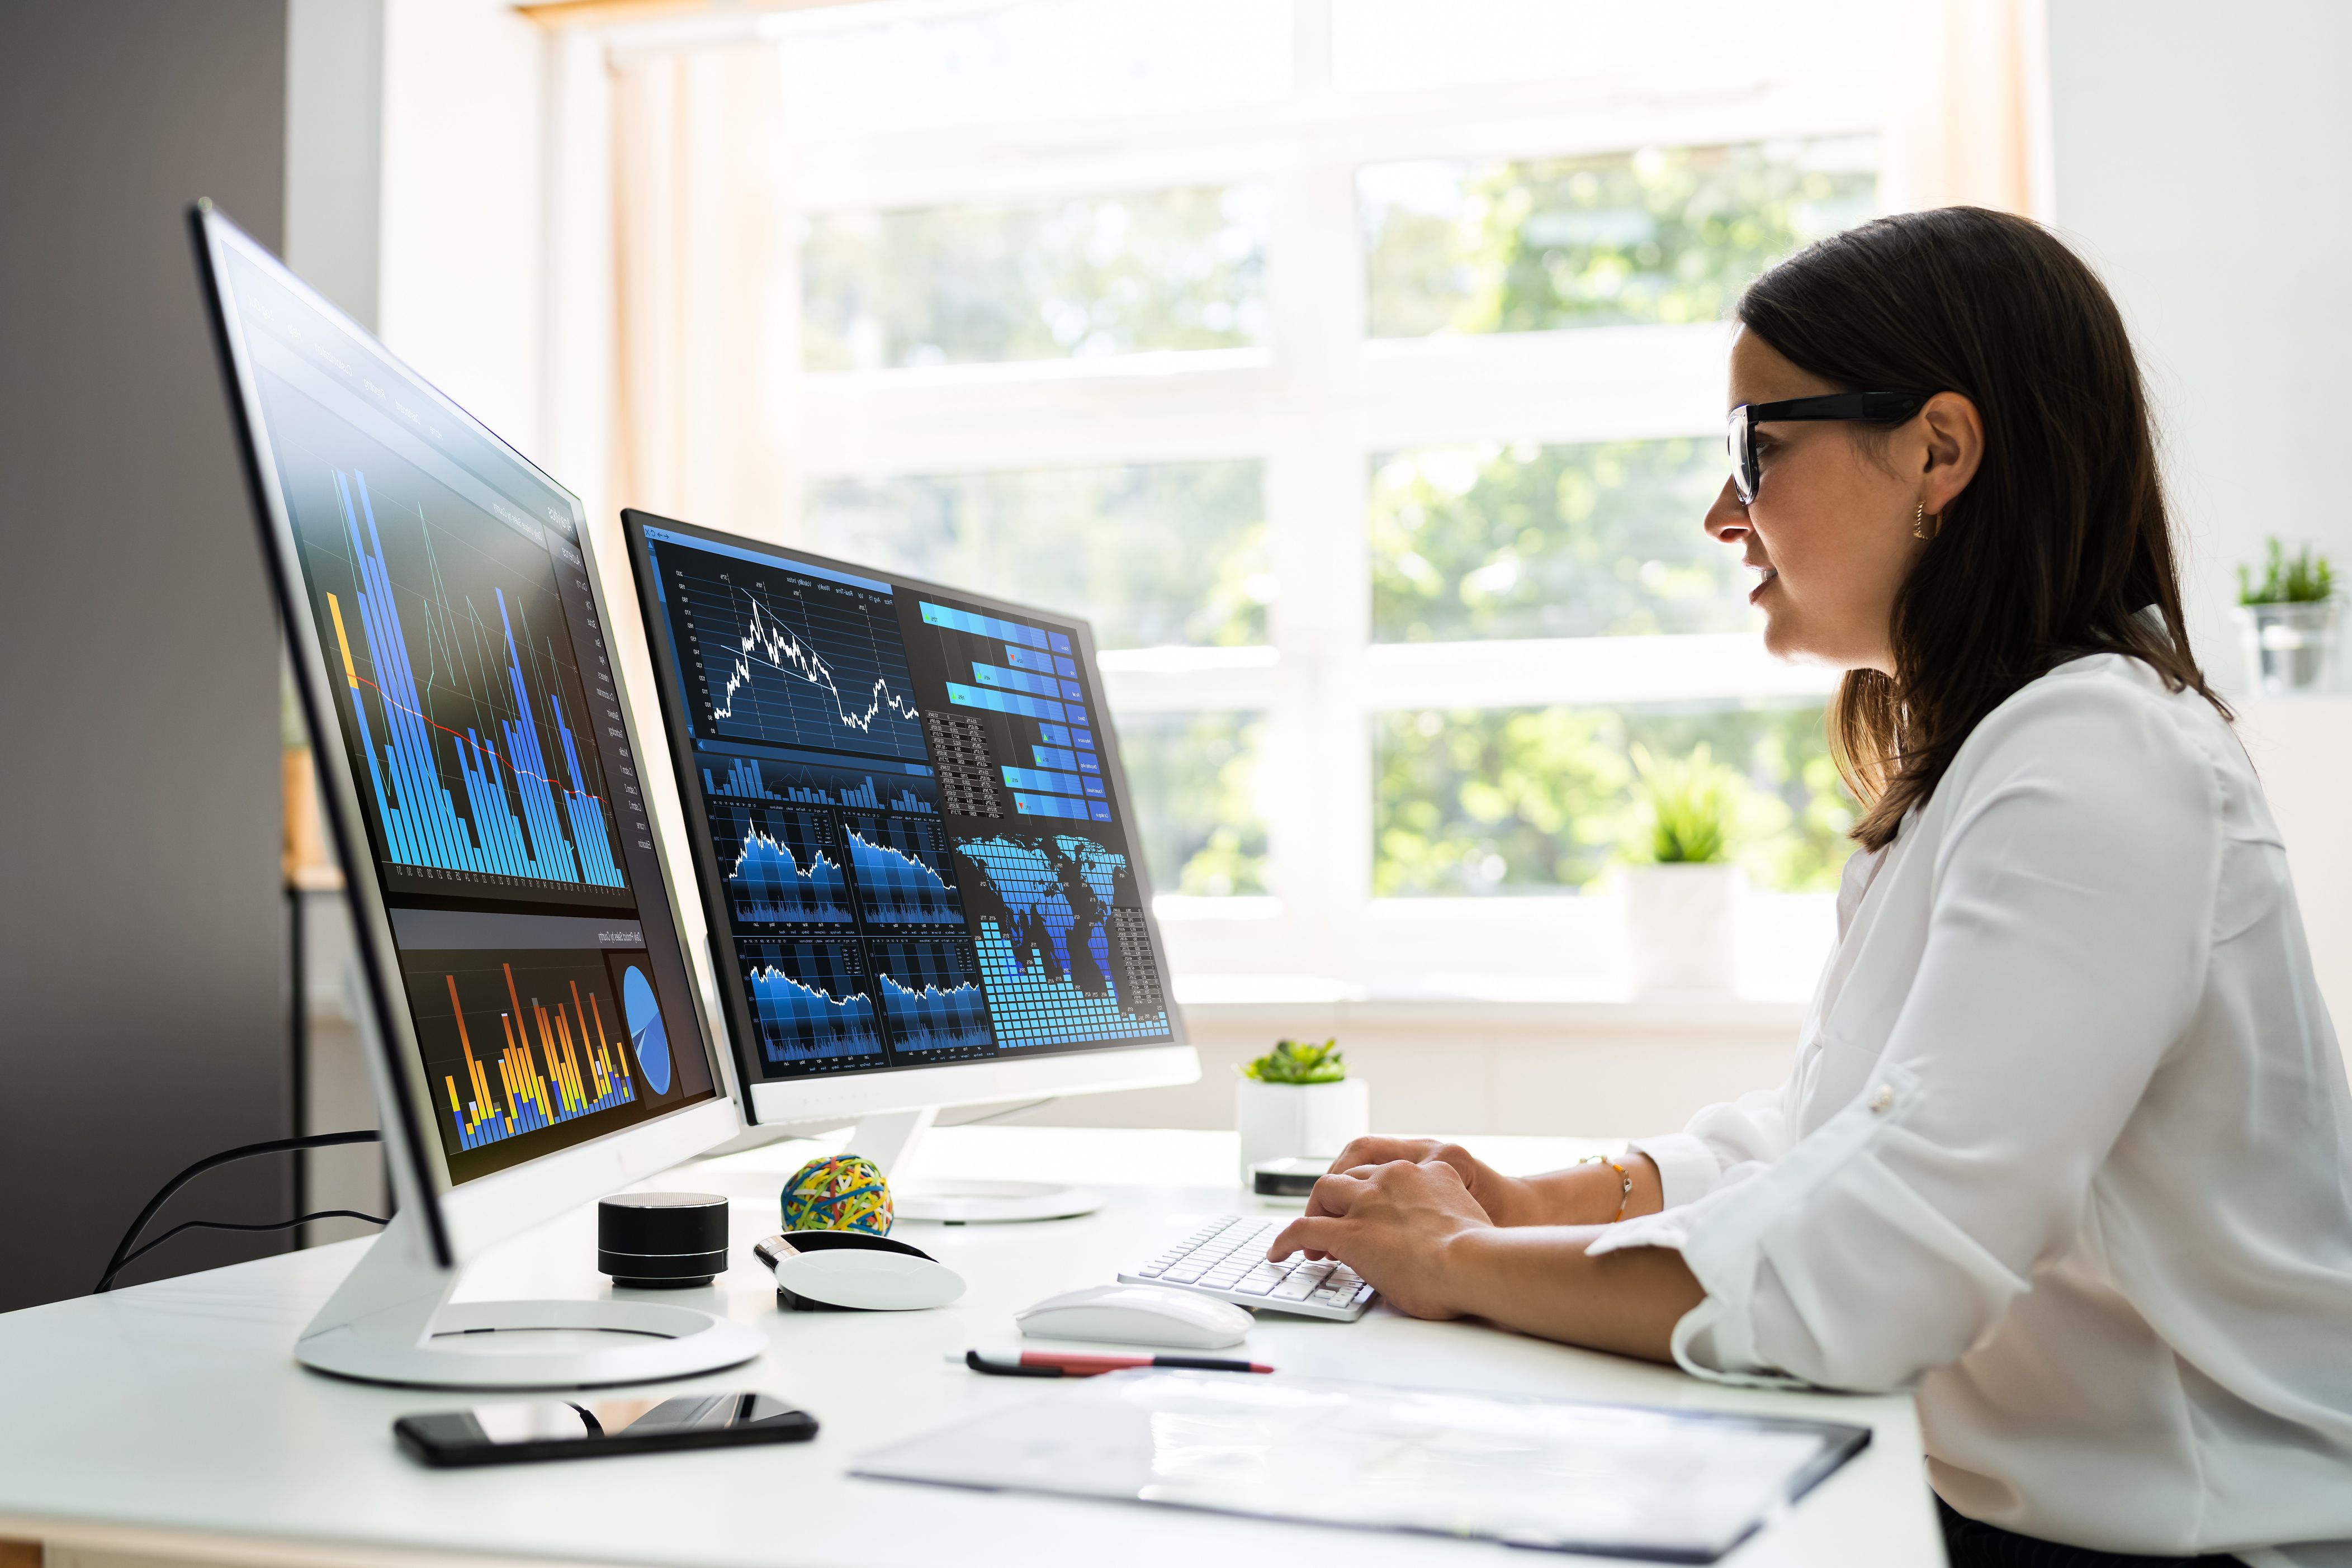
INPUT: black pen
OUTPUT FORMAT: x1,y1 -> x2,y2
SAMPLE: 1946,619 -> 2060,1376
961,1349 -> 1272,1377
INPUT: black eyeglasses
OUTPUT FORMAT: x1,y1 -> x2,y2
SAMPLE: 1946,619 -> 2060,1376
1726,391 -> 1934,505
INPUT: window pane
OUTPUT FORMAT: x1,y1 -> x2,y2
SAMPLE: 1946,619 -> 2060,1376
803,461 -> 1270,650
782,0 -> 1289,139
1371,437 -> 1747,643
1116,710 -> 1271,897
802,187 -> 1269,371
1361,139 -> 1876,338
1373,701 -> 1853,897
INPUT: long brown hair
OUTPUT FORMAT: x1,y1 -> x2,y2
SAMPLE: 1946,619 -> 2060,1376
1736,206 -> 2223,850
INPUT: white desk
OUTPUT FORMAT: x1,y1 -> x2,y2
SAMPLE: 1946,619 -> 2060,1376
0,1129 -> 1943,1567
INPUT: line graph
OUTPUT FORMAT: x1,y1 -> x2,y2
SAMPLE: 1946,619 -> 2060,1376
708,800 -> 851,925
308,465 -> 626,896
868,939 -> 993,1053
842,813 -> 964,926
738,940 -> 884,1062
660,541 -> 929,762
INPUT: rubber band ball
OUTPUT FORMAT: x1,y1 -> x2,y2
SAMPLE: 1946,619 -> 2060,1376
780,1154 -> 893,1235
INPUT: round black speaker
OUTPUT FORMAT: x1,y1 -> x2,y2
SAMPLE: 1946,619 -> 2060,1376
598,1191 -> 729,1288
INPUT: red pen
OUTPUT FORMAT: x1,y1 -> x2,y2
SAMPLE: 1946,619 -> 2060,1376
963,1349 -> 1272,1377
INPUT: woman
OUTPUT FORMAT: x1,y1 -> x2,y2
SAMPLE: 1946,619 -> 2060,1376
1271,207 -> 2352,1567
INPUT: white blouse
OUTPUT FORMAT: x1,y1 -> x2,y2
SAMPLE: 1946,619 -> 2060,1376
1588,654 -> 2352,1564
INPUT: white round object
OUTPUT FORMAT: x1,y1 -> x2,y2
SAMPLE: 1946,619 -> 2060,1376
295,1299 -> 765,1390
761,1235 -> 966,1311
1016,1285 -> 1253,1350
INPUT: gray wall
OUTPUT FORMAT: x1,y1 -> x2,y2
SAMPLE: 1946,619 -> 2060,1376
0,2 -> 296,1309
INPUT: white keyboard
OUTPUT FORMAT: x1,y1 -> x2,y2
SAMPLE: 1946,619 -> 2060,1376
1118,1215 -> 1376,1321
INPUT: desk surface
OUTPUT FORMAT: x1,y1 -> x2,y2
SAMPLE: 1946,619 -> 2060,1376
0,1129 -> 1942,1568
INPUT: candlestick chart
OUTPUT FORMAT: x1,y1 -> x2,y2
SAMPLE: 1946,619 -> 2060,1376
309,466 -> 627,899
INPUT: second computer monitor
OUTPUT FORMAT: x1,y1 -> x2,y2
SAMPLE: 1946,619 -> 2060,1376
621,511 -> 1191,1128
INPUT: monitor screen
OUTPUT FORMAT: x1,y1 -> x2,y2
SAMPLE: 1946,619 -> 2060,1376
206,228 -> 720,1185
624,515 -> 1175,1087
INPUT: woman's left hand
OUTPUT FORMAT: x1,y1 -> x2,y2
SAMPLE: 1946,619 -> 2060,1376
1267,1158 -> 1495,1318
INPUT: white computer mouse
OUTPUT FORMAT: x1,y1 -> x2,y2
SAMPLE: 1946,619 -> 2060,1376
1015,1284 -> 1253,1349
753,1231 -> 966,1311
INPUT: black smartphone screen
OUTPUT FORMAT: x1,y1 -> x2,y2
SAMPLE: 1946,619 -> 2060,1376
395,1392 -> 816,1466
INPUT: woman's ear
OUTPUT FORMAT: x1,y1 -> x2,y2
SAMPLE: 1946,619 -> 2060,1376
1918,391 -> 1984,519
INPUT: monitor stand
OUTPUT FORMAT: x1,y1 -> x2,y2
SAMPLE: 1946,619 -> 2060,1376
294,1204 -> 766,1390
848,1108 -> 1103,1224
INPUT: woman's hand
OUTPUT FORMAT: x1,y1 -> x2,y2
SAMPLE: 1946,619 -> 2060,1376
1268,1158 -> 1496,1319
1310,1137 -> 1539,1228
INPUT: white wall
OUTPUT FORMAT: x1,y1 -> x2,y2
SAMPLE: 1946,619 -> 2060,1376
2046,0 -> 2352,690
377,0 -> 548,461
2047,0 -> 2352,1048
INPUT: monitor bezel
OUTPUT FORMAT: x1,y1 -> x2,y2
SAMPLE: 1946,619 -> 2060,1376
618,507 -> 1195,1126
191,204 -> 743,1264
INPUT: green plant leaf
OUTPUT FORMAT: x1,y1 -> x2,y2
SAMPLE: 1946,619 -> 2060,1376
1629,743 -> 1734,864
1240,1038 -> 1347,1083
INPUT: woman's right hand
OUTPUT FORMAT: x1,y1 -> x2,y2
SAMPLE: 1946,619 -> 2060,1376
1312,1138 -> 1539,1228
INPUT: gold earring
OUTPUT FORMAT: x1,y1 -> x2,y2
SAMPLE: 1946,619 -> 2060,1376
1913,501 -> 1938,541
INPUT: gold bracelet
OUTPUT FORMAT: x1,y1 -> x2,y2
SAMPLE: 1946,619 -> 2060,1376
1578,1154 -> 1634,1223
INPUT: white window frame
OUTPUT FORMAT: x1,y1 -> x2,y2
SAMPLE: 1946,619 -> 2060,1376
548,0 -> 1866,1002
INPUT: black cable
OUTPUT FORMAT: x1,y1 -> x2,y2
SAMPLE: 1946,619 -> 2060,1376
97,1210 -> 389,1294
95,1130 -> 382,1295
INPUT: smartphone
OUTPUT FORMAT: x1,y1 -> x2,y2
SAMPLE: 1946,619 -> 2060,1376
394,1391 -> 817,1467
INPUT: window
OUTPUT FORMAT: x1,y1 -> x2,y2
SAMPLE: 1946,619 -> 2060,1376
746,0 -> 1884,996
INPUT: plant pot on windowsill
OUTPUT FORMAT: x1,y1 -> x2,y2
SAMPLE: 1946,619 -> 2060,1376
1622,861 -> 1744,999
1622,743 -> 1743,1000
1234,1040 -> 1369,1187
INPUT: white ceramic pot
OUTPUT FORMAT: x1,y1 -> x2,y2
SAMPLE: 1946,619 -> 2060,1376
1622,861 -> 1744,999
1234,1076 -> 1370,1186
2235,600 -> 2342,695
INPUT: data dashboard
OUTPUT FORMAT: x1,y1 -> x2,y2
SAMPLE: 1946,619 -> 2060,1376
625,517 -> 1173,1083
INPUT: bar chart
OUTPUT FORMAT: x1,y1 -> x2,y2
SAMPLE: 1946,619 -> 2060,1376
413,955 -> 638,1153
315,466 -> 627,895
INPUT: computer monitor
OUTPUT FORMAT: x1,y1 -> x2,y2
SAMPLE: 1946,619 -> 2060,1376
619,512 -> 1199,1219
192,203 -> 761,1389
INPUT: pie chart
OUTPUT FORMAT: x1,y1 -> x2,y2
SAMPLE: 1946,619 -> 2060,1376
621,964 -> 672,1096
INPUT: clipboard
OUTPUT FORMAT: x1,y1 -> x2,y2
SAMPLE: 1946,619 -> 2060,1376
853,1370 -> 1870,1560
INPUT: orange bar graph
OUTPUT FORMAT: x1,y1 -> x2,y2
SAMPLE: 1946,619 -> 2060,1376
439,964 -> 638,1152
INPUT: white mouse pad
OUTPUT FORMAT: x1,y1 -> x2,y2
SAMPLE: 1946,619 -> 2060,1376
851,1370 -> 1868,1561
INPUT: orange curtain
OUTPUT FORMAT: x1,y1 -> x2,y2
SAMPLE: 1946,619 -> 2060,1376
1880,0 -> 2052,219
608,40 -> 799,538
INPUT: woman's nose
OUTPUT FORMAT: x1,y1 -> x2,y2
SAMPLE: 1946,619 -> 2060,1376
1704,476 -> 1750,543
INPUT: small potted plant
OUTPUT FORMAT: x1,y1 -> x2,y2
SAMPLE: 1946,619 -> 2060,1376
1620,743 -> 1744,998
2235,538 -> 2340,695
1234,1040 -> 1369,1187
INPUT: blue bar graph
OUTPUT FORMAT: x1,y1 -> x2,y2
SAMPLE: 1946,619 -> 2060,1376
920,600 -> 1048,648
947,681 -> 1067,723
1012,791 -> 1094,821
972,662 -> 1066,700
1002,645 -> 1057,675
326,469 -> 625,890
1001,765 -> 1086,795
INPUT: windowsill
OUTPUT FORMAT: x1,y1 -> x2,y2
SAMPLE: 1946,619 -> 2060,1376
1169,974 -> 1806,1035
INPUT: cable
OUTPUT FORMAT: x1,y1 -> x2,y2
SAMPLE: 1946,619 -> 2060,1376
95,1130 -> 383,1295
96,1211 -> 390,1294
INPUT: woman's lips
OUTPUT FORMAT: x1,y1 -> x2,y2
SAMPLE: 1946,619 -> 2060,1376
1748,567 -> 1778,605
